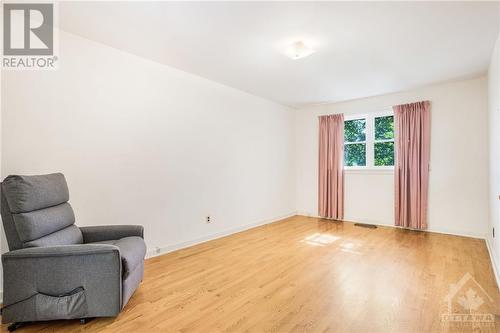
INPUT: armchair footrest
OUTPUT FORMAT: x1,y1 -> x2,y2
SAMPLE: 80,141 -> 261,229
1,287 -> 88,323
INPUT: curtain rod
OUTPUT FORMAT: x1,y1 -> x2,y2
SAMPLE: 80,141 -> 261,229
316,106 -> 394,118
315,100 -> 430,118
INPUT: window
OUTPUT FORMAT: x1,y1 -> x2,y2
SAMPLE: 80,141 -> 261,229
344,118 -> 366,166
344,112 -> 394,168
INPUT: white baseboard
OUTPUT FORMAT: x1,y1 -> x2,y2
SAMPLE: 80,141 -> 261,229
425,227 -> 487,240
485,237 -> 500,290
295,212 -> 486,240
146,211 -> 297,259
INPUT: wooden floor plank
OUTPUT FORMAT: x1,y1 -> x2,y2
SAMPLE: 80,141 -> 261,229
1,216 -> 499,332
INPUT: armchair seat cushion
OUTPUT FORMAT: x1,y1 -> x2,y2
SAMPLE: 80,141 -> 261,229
90,237 -> 146,279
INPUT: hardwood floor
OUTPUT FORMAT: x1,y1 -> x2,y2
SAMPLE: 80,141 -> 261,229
1,215 -> 499,332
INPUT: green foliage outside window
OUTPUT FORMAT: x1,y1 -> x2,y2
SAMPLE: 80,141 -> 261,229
344,143 -> 366,166
375,116 -> 394,140
344,119 -> 366,142
374,142 -> 394,166
374,116 -> 394,166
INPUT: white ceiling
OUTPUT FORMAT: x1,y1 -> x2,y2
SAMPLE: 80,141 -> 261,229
59,2 -> 499,107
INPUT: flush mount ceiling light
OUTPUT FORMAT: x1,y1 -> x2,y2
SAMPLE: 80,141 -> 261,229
283,41 -> 316,60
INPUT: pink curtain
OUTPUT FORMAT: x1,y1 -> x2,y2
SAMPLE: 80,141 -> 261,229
394,101 -> 431,230
318,114 -> 344,219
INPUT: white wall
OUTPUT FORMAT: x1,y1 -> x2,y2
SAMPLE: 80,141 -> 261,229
487,32 -> 500,282
296,77 -> 490,238
1,31 -> 296,262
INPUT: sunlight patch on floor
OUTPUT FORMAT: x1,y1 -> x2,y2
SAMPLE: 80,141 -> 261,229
301,233 -> 340,246
340,241 -> 363,255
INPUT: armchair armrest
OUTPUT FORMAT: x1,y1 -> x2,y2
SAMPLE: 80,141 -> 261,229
1,244 -> 122,322
80,225 -> 144,243
2,243 -> 119,258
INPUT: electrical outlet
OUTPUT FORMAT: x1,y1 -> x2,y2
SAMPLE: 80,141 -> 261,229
206,216 -> 211,224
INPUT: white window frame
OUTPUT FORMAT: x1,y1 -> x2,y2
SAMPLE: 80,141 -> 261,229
344,110 -> 394,171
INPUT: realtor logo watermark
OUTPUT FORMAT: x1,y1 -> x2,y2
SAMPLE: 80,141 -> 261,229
2,1 -> 58,69
441,273 -> 496,330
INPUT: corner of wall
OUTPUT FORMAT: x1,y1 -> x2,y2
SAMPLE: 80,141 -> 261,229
486,237 -> 500,289
486,27 -> 500,290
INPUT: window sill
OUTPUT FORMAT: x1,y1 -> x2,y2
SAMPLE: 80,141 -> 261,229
344,168 -> 394,175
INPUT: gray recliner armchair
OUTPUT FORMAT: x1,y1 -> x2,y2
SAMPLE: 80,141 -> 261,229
0,173 -> 146,330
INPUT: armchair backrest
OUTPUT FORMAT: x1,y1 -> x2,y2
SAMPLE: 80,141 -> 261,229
1,173 -> 83,251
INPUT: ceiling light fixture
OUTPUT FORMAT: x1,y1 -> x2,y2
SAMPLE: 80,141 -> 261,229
283,41 -> 316,60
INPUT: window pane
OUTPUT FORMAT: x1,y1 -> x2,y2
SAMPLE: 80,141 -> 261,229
374,142 -> 394,166
375,116 -> 394,140
344,119 -> 366,142
344,143 -> 366,166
